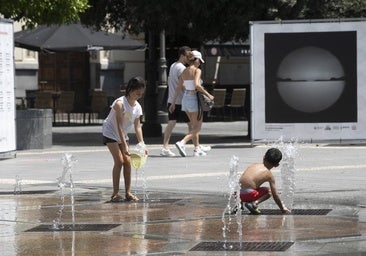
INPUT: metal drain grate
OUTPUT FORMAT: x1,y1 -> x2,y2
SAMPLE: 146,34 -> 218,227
249,209 -> 332,215
25,224 -> 120,232
190,241 -> 294,251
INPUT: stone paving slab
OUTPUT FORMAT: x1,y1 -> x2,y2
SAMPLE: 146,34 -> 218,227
2,122 -> 366,254
1,188 -> 366,255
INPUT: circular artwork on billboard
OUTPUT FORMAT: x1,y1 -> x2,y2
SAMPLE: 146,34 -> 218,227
276,46 -> 345,113
264,31 -> 357,123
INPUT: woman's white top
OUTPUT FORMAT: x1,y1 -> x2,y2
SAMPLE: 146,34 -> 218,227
183,80 -> 196,91
102,96 -> 142,143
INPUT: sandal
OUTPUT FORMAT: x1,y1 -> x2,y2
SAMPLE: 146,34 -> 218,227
245,202 -> 261,214
125,193 -> 139,201
110,194 -> 124,202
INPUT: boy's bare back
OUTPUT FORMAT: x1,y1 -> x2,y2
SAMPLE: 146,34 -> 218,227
239,163 -> 274,190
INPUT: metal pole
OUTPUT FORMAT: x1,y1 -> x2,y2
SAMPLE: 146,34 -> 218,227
157,30 -> 168,123
142,29 -> 162,137
159,30 -> 167,86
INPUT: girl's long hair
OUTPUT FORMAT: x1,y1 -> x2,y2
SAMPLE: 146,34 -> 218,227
125,77 -> 146,96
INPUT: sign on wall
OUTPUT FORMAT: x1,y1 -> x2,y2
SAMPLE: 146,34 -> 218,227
0,19 -> 16,156
250,19 -> 366,141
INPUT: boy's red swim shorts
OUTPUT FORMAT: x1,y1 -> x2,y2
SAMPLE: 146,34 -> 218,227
240,187 -> 269,202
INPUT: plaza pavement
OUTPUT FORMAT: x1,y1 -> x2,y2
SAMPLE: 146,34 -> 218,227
1,121 -> 366,255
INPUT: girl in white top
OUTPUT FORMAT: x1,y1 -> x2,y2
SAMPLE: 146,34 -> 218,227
102,77 -> 147,202
170,50 -> 214,157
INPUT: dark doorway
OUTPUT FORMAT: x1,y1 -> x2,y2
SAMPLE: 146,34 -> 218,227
38,52 -> 90,112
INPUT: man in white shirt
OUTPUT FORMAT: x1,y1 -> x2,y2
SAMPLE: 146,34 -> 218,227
160,46 -> 191,156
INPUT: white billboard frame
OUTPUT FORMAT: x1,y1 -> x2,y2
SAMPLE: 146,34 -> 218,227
250,19 -> 366,142
0,19 -> 16,158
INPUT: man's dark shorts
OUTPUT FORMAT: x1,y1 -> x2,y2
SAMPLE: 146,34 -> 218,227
167,103 -> 189,122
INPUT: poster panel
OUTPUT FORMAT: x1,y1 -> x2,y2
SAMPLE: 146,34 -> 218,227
250,19 -> 366,141
0,19 -> 16,155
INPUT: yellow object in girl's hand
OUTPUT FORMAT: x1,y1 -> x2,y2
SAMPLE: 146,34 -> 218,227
130,153 -> 147,169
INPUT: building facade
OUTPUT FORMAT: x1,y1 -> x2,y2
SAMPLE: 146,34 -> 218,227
14,22 -> 146,112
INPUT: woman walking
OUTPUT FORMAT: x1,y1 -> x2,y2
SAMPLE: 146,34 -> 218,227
170,50 -> 214,157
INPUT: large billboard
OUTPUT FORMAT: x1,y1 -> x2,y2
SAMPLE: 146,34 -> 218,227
250,19 -> 366,141
0,19 -> 16,157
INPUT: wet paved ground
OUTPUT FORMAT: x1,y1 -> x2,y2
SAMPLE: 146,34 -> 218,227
1,122 -> 366,255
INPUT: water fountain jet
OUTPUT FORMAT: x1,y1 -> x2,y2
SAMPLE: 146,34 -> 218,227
272,136 -> 299,210
14,175 -> 22,194
131,143 -> 149,202
221,155 -> 242,249
52,153 -> 77,230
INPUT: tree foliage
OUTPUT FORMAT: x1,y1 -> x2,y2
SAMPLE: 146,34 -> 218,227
302,0 -> 366,19
0,0 -> 89,28
81,0 -> 366,43
2,0 -> 365,41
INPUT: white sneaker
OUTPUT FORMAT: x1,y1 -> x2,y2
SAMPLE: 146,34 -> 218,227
199,145 -> 211,152
175,141 -> 186,157
194,147 -> 207,157
160,148 -> 176,157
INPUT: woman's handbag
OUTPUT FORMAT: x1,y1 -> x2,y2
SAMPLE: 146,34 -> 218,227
197,92 -> 214,112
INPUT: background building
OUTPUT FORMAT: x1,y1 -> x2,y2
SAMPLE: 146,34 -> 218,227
13,22 -> 146,115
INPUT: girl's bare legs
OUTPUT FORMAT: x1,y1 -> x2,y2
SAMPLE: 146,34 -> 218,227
107,142 -> 138,200
196,117 -> 203,144
122,153 -> 138,200
182,111 -> 201,147
107,143 -> 124,197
